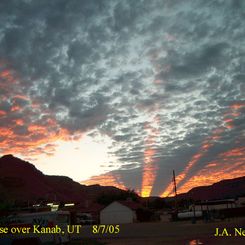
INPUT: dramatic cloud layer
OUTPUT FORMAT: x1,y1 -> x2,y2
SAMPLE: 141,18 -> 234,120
0,0 -> 244,196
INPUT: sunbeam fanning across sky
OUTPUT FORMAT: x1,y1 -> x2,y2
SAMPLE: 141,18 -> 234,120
0,0 -> 244,196
160,102 -> 245,197
81,172 -> 127,191
141,119 -> 159,197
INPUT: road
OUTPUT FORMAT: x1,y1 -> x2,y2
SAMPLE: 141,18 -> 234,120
71,217 -> 245,245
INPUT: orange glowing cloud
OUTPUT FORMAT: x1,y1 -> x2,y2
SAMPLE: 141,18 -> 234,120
0,68 -> 17,83
220,147 -> 245,158
81,173 -> 126,190
224,118 -> 233,123
0,61 -> 74,157
0,70 -> 11,79
230,103 -> 245,110
28,124 -> 48,134
0,127 -> 13,137
0,110 -> 6,116
225,123 -> 234,129
0,64 -> 26,107
13,95 -> 29,101
11,105 -> 21,112
0,126 -> 70,157
3,111 -> 68,156
15,119 -> 24,126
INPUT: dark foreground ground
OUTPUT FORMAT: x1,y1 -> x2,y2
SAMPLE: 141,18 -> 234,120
70,217 -> 245,245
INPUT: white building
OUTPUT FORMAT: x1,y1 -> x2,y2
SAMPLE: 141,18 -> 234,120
100,201 -> 138,224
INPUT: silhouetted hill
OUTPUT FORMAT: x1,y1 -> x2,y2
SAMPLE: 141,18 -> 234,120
176,176 -> 245,201
0,154 -> 125,205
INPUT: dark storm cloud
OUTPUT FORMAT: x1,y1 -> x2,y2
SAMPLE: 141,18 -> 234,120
0,0 -> 244,194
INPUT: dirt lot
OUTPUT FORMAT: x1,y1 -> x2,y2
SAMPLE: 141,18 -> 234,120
72,217 -> 245,245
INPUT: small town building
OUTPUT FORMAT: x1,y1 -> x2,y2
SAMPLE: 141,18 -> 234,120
192,199 -> 236,211
100,201 -> 139,224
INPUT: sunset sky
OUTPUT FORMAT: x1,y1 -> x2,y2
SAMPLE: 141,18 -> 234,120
0,0 -> 244,197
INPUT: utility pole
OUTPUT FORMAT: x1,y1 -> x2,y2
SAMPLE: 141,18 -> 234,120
173,170 -> 177,197
173,170 -> 178,213
170,170 -> 178,221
